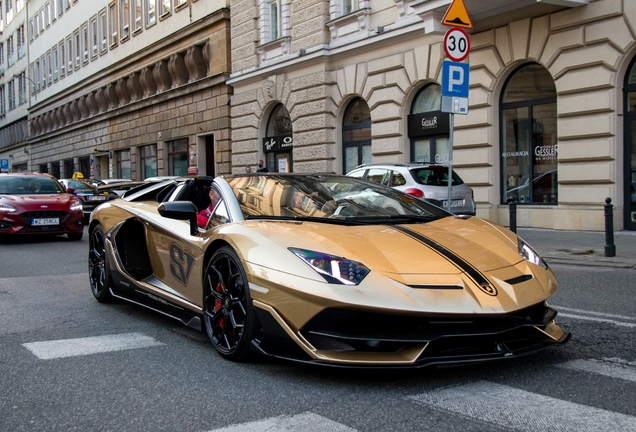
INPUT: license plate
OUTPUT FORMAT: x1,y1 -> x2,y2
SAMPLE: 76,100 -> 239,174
442,200 -> 463,208
32,218 -> 59,226
88,195 -> 106,201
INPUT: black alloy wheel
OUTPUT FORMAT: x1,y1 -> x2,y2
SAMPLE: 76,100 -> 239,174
88,225 -> 113,302
203,246 -> 255,361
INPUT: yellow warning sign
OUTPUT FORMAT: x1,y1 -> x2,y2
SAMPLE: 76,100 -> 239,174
442,0 -> 473,29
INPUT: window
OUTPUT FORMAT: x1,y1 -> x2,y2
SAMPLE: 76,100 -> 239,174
90,17 -> 98,58
53,47 -> 58,80
47,51 -> 52,83
343,0 -> 359,14
133,0 -> 142,32
99,9 -> 108,52
109,2 -> 118,46
17,24 -> 25,59
175,0 -> 187,8
57,0 -> 64,18
59,41 -> 65,76
268,0 -> 281,41
0,85 -> 5,116
160,0 -> 170,16
0,42 -> 4,68
264,104 -> 293,173
29,19 -> 34,42
146,0 -> 156,26
74,29 -> 81,68
168,139 -> 188,176
140,145 -> 157,179
116,150 -> 131,179
342,98 -> 372,174
66,36 -> 73,75
34,60 -> 40,91
82,22 -> 89,63
17,72 -> 26,105
8,79 -> 15,110
500,63 -> 557,205
41,55 -> 47,88
17,0 -> 25,14
7,34 -> 14,67
5,0 -> 13,24
120,0 -> 130,40
45,2 -> 51,27
64,159 -> 74,178
39,8 -> 44,33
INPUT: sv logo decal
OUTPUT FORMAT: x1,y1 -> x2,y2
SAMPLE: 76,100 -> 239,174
169,243 -> 195,286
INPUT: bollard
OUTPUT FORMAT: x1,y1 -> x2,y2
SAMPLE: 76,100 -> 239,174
507,197 -> 517,234
604,197 -> 616,257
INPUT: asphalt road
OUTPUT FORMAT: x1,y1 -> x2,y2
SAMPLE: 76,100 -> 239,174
1,229 -> 635,432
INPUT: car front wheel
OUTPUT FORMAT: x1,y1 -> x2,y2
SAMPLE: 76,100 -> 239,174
203,246 -> 255,361
88,225 -> 113,302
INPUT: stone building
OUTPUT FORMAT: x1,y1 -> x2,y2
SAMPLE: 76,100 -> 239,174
0,0 -> 232,181
228,0 -> 636,231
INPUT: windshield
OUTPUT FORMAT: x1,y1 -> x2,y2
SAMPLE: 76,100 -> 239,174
0,176 -> 64,195
226,174 -> 449,222
411,167 -> 464,187
65,180 -> 94,192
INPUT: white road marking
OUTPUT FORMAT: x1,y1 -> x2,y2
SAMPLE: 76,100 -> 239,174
22,333 -> 165,360
205,412 -> 356,432
558,313 -> 636,328
409,381 -> 636,432
552,305 -> 636,328
557,358 -> 636,383
553,306 -> 636,322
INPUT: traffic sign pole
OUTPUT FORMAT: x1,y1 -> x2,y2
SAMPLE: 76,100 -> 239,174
447,114 -> 454,213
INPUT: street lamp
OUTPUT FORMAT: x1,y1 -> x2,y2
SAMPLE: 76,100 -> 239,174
12,73 -> 37,102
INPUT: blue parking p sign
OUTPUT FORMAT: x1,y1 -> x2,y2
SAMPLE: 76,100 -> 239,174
0,159 -> 9,171
441,60 -> 469,98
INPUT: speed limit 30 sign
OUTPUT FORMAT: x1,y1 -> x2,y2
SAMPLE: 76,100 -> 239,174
444,27 -> 470,62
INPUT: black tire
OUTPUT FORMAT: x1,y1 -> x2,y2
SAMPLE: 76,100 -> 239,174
203,246 -> 256,361
68,231 -> 84,241
88,225 -> 113,302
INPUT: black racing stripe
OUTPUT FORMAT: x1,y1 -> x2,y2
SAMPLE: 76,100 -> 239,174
391,225 -> 497,296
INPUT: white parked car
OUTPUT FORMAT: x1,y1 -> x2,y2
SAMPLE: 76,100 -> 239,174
347,163 -> 476,216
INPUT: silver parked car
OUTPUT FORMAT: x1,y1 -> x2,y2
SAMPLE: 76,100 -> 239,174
347,163 -> 475,215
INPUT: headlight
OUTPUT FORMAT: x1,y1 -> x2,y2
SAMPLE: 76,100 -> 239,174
0,204 -> 18,213
518,237 -> 548,269
69,200 -> 83,212
289,248 -> 370,285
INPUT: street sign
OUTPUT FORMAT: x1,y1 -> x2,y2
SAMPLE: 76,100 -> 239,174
444,27 -> 470,62
441,95 -> 469,115
441,60 -> 469,98
442,0 -> 473,29
0,159 -> 9,171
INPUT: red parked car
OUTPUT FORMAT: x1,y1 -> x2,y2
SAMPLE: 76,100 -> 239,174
0,173 -> 85,240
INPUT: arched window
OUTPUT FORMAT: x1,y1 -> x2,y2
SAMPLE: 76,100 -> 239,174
500,64 -> 557,205
623,58 -> 636,230
409,84 -> 450,163
342,97 -> 371,174
263,103 -> 293,172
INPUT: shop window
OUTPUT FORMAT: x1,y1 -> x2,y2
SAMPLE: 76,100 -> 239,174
342,97 -> 371,174
168,139 -> 188,176
116,149 -> 131,179
623,58 -> 636,230
409,84 -> 450,164
263,104 -> 293,173
500,63 -> 557,205
64,159 -> 75,178
140,144 -> 157,179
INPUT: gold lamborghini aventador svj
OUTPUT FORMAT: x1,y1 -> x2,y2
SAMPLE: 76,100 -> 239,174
88,173 -> 569,368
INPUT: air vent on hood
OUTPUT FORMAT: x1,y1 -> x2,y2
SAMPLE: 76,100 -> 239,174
408,285 -> 463,290
504,275 -> 533,285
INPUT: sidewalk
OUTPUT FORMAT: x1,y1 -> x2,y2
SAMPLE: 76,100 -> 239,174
516,228 -> 636,269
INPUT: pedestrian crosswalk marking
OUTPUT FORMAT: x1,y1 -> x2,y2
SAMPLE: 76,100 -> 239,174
22,332 -> 165,360
409,381 -> 636,432
557,358 -> 636,383
204,412 -> 356,432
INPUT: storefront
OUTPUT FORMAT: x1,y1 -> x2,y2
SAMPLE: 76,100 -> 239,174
263,104 -> 293,173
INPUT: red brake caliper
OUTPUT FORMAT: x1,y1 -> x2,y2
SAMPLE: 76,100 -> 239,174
214,281 -> 225,330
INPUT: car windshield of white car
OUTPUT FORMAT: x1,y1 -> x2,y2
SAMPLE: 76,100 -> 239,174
412,167 -> 464,186
228,175 -> 449,224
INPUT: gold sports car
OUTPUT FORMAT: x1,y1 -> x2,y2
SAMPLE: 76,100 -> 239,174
88,174 -> 570,368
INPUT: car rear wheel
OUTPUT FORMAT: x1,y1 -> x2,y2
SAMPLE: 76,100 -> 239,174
203,246 -> 255,361
88,225 -> 113,302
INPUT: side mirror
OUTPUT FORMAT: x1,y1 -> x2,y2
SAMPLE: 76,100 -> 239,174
158,201 -> 198,236
67,187 -> 75,194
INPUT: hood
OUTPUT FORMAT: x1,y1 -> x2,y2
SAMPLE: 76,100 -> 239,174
0,193 -> 76,210
233,216 -> 521,276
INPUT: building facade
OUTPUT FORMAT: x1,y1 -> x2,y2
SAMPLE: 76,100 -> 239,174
0,0 -> 232,181
228,0 -> 636,231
